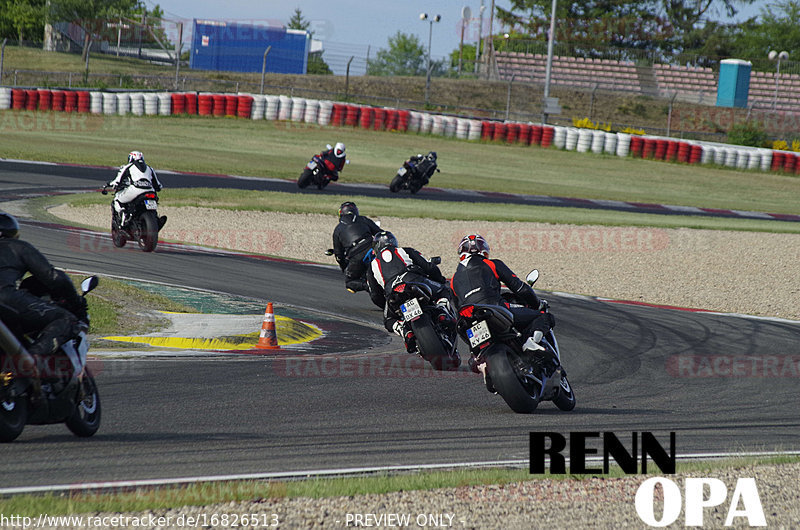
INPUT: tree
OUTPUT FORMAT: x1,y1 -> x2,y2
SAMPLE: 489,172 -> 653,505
729,1 -> 800,64
2,0 -> 46,42
287,7 -> 332,75
48,0 -> 139,61
287,7 -> 310,35
367,31 -> 444,76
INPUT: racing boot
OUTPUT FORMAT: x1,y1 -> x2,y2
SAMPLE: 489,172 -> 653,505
158,215 -> 168,230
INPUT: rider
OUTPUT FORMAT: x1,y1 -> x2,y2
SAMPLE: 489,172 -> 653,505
405,151 -> 438,185
366,231 -> 450,353
450,234 -> 554,368
103,150 -> 166,229
0,213 -> 87,366
319,142 -> 347,181
332,202 -> 382,293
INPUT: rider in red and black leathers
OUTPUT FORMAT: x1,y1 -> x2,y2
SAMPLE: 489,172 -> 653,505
332,202 -> 382,293
319,142 -> 347,181
366,231 -> 450,343
0,213 -> 86,360
451,234 -> 553,340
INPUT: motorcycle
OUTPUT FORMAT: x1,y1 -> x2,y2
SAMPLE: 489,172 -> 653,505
385,259 -> 461,371
390,152 -> 439,194
0,276 -> 102,442
298,146 -> 345,190
456,270 -> 575,413
102,180 -> 165,252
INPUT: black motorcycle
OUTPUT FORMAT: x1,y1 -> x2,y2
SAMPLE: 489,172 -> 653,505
385,263 -> 460,371
298,154 -> 339,190
390,151 -> 439,194
0,276 -> 102,442
102,181 -> 165,252
456,270 -> 575,413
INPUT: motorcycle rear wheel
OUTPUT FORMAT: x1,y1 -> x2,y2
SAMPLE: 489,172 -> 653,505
65,369 -> 101,438
389,174 -> 404,193
136,211 -> 159,252
0,395 -> 28,443
487,346 -> 540,413
410,314 -> 458,371
298,169 -> 313,189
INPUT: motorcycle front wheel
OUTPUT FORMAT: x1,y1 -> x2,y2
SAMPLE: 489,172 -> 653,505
487,345 -> 541,413
389,174 -> 404,193
298,169 -> 313,189
552,372 -> 576,411
135,211 -> 159,252
0,394 -> 28,443
65,369 -> 101,438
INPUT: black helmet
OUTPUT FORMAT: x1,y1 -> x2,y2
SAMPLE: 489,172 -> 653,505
427,151 -> 437,161
0,213 -> 20,239
372,231 -> 398,253
458,234 -> 489,260
339,201 -> 358,218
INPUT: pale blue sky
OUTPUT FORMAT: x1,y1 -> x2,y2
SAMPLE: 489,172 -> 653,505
147,0 -> 768,74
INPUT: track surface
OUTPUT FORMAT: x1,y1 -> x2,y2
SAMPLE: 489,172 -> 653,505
1,163 -> 799,489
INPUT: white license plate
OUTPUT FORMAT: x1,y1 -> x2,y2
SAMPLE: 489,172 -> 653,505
401,298 -> 423,321
307,161 -> 317,170
144,200 -> 157,210
397,167 -> 407,176
467,320 -> 491,347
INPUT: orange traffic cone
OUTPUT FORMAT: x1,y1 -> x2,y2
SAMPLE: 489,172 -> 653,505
256,302 -> 279,349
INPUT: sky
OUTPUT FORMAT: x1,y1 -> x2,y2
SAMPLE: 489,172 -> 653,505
146,0 -> 769,75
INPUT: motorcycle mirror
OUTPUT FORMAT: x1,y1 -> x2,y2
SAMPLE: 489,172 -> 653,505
81,276 -> 99,295
375,220 -> 381,227
430,256 -> 442,265
345,160 -> 350,164
526,270 -> 539,286
324,249 -> 334,256
326,144 -> 332,150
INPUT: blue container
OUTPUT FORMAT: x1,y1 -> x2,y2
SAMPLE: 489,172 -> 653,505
716,59 -> 752,108
190,20 -> 309,74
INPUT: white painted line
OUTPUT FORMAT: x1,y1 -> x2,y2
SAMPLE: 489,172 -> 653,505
661,204 -> 706,214
2,451 -> 797,496
731,210 -> 774,219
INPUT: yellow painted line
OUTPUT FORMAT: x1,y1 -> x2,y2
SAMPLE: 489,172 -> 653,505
102,315 -> 322,350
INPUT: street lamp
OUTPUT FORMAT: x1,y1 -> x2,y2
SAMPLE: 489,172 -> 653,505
769,50 -> 789,110
420,12 -> 441,106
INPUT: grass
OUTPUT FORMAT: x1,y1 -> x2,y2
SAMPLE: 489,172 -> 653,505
2,455 -> 798,516
2,111 -> 800,216
53,188 -> 800,234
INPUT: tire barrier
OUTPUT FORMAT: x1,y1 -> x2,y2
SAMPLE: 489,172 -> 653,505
530,125 -> 543,146
397,110 -> 410,132
250,95 -> 265,120
492,122 -> 507,142
468,120 -> 482,141
665,141 -> 679,162
677,142 -> 692,163
419,113 -> 433,134
504,122 -> 518,143
629,135 -> 643,157
724,148 -> 738,168
736,149 -> 749,170
359,106 -> 373,129
783,152 -> 796,173
689,144 -> 703,164
290,97 -> 306,122
565,127 -> 579,150
171,93 -> 186,115
278,95 -> 292,121
443,116 -> 457,138
760,149 -> 772,172
714,146 -> 727,166
102,92 -> 117,115
654,139 -> 667,160
89,91 -> 103,114
185,93 -> 197,115
24,89 -> 39,111
222,94 -> 236,117
615,133 -> 631,157
157,93 -> 171,116
37,89 -> 52,111
344,104 -> 360,127
0,87 -> 11,110
116,93 -> 130,115
541,126 -> 555,147
576,128 -> 592,153
431,114 -> 445,135
51,90 -> 65,112
11,89 -> 26,110
303,98 -> 319,123
237,95 -> 253,119
128,92 -> 143,115
142,93 -> 158,115
518,123 -> 532,145
372,107 -> 385,131
591,130 -> 605,154
552,126 -> 567,149
318,100 -> 333,126
702,146 -> 716,165
604,132 -> 617,155
76,91 -> 90,113
642,138 -> 657,159
408,111 -> 422,133
772,151 -> 785,171
747,150 -> 761,170
481,121 -> 494,141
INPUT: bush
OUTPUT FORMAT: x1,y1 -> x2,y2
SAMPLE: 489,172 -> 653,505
727,121 -> 767,147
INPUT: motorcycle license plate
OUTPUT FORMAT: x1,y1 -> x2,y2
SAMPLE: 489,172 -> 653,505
401,298 -> 423,321
144,200 -> 157,210
467,320 -> 491,347
397,167 -> 407,176
307,161 -> 317,170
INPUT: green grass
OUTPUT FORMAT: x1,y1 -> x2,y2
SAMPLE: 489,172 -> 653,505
2,111 -> 800,215
2,456 -> 798,516
53,188 -> 800,234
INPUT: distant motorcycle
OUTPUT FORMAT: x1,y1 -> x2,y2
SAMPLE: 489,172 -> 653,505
390,151 -> 439,194
102,181 -> 164,252
456,270 -> 575,413
385,259 -> 460,371
0,276 -> 102,442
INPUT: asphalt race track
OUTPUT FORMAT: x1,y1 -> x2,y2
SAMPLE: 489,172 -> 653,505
2,161 -> 799,489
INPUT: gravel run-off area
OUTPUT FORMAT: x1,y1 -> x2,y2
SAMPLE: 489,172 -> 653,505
40,204 -> 800,528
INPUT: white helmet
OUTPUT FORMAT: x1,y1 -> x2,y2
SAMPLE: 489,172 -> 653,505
334,142 -> 346,158
128,150 -> 145,164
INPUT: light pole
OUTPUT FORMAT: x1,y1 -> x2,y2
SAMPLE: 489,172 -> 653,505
769,50 -> 789,110
542,0 -> 558,125
420,13 -> 441,107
